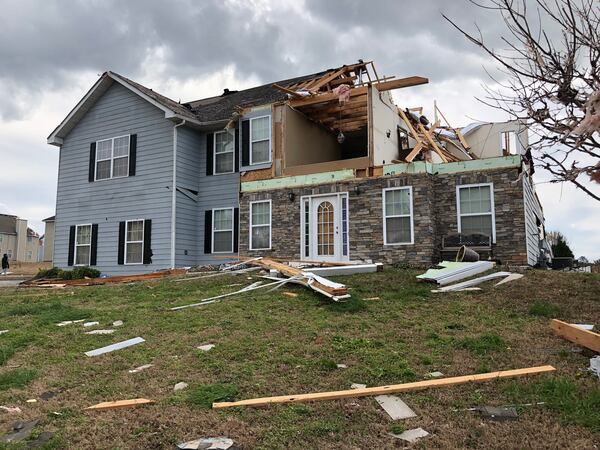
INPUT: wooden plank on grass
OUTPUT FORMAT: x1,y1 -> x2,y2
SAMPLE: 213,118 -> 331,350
85,398 -> 154,411
212,365 -> 555,409
550,319 -> 600,353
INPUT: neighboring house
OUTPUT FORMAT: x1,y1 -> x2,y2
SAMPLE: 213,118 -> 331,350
42,216 -> 55,263
47,61 -> 547,275
0,214 -> 41,262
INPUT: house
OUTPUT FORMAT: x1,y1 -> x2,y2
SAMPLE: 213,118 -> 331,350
47,61 -> 547,275
0,214 -> 41,263
42,215 -> 55,263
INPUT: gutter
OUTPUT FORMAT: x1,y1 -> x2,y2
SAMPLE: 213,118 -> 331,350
171,120 -> 186,269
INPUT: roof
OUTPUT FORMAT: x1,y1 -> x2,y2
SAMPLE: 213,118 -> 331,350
185,70 -> 329,122
0,214 -> 16,235
43,215 -> 55,222
27,228 -> 39,238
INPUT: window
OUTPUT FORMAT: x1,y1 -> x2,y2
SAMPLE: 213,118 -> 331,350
212,208 -> 234,253
500,131 -> 518,155
214,130 -> 235,174
250,116 -> 271,164
75,224 -> 92,266
383,187 -> 414,245
26,251 -> 32,261
7,250 -> 12,260
125,220 -> 144,264
250,200 -> 271,250
457,184 -> 495,241
96,135 -> 130,180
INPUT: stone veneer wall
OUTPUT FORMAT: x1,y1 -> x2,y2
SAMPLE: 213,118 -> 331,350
239,167 -> 528,265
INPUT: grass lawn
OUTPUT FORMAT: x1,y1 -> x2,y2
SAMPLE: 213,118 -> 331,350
0,267 -> 598,449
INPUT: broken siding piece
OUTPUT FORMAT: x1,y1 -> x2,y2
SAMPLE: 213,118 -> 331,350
550,319 -> 600,353
375,395 -> 417,419
85,398 -> 154,411
212,365 -> 555,408
84,337 -> 145,357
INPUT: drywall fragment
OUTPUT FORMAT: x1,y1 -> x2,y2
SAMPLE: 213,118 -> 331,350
390,427 -> 429,443
0,419 -> 39,443
375,395 -> 417,419
174,382 -> 189,392
495,273 -> 524,286
57,319 -> 86,327
176,437 -> 235,449
128,364 -> 153,374
112,320 -> 124,327
85,329 -> 115,335
350,383 -> 367,389
0,406 -> 21,414
574,324 -> 595,331
476,406 -> 518,421
85,398 -> 154,411
197,344 -> 215,352
426,371 -> 444,378
336,364 -> 347,369
83,321 -> 99,327
84,337 -> 145,357
589,356 -> 600,379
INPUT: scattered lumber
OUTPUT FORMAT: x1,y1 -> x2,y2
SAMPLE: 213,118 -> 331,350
85,398 -> 154,411
550,319 -> 600,353
84,337 -> 145,357
21,269 -> 186,287
303,263 -> 383,276
212,365 -> 556,409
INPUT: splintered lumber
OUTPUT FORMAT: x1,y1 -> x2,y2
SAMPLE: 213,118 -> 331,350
373,76 -> 429,92
550,319 -> 600,353
212,365 -> 555,408
85,398 -> 154,411
21,269 -> 186,287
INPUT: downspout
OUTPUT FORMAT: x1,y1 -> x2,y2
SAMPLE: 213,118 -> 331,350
172,120 -> 186,269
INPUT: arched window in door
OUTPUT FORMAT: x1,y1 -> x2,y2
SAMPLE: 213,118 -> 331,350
317,201 -> 334,256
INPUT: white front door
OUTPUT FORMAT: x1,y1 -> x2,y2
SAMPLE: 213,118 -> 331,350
302,193 -> 349,262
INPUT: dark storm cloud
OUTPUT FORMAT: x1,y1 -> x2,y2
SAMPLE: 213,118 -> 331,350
0,0 -> 517,120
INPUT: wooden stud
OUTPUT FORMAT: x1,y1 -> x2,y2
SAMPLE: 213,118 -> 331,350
85,398 -> 155,411
550,319 -> 600,353
330,76 -> 357,87
417,122 -> 448,163
272,84 -> 303,98
404,142 -> 424,162
212,365 -> 556,408
374,76 -> 429,92
289,86 -> 368,108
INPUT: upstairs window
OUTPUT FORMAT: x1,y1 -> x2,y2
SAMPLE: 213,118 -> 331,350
500,131 -> 518,155
250,116 -> 271,164
96,135 -> 130,180
75,224 -> 92,266
214,131 -> 235,174
457,184 -> 496,241
125,220 -> 144,264
383,187 -> 413,245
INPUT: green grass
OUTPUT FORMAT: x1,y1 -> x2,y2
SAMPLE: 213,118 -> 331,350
185,383 -> 239,408
458,333 -> 506,355
528,301 -> 561,317
0,368 -> 37,390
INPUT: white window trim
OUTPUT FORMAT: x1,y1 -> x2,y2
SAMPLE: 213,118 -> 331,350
249,115 -> 272,166
249,200 -> 272,250
382,187 -> 414,246
74,223 -> 92,266
212,207 -> 235,254
95,134 -> 130,181
125,219 -> 145,265
213,130 -> 235,175
456,183 -> 496,243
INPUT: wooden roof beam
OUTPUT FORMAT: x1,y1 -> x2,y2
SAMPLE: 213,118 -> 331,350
289,86 -> 368,108
374,76 -> 429,92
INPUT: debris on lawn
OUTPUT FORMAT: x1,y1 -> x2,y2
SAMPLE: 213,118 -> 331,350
22,268 -> 186,288
85,329 -> 115,335
39,391 -> 56,401
56,319 -> 86,327
350,383 -> 367,389
84,337 -> 145,357
302,263 -> 383,277
0,406 -> 21,414
176,436 -> 236,450
197,344 -> 215,352
83,321 -> 99,327
475,406 -> 519,421
174,382 -> 189,392
0,330 -> 8,335
550,319 -> 600,353
364,297 -> 380,300
426,371 -> 444,378
85,398 -> 155,411
25,431 -> 55,448
589,356 -> 600,379
494,273 -> 524,286
417,261 -> 494,285
0,419 -> 39,443
336,364 -> 347,369
574,324 -> 595,331
128,364 -> 153,374
25,399 -> 37,403
112,320 -> 124,327
431,271 -> 513,292
212,365 -> 555,408
282,291 -> 298,298
375,395 -> 417,419
389,427 -> 430,443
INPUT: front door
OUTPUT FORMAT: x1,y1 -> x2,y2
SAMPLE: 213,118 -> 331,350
306,194 -> 348,262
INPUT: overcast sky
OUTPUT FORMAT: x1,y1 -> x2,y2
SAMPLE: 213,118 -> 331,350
0,0 -> 598,259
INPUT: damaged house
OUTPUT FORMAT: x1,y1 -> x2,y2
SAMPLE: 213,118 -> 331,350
47,61 -> 547,275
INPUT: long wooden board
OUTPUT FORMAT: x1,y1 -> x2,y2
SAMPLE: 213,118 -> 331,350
213,365 -> 555,409
550,319 -> 600,353
85,398 -> 155,411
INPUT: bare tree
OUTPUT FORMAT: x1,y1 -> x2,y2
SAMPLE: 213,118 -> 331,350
444,0 -> 600,200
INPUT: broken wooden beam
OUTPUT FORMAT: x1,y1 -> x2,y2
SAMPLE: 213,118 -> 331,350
550,319 -> 600,353
373,76 -> 429,92
212,365 -> 556,409
85,398 -> 155,411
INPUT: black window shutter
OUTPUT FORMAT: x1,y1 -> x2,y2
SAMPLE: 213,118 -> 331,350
90,224 -> 98,266
206,133 -> 214,176
129,134 -> 137,176
117,222 -> 125,265
143,219 -> 152,264
88,142 -> 96,182
234,123 -> 240,172
204,210 -> 212,254
241,120 -> 250,166
67,226 -> 76,266
233,207 -> 239,253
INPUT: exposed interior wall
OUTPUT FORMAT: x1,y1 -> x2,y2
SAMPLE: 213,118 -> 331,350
372,86 -> 401,165
464,121 -> 529,159
284,106 -> 341,167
